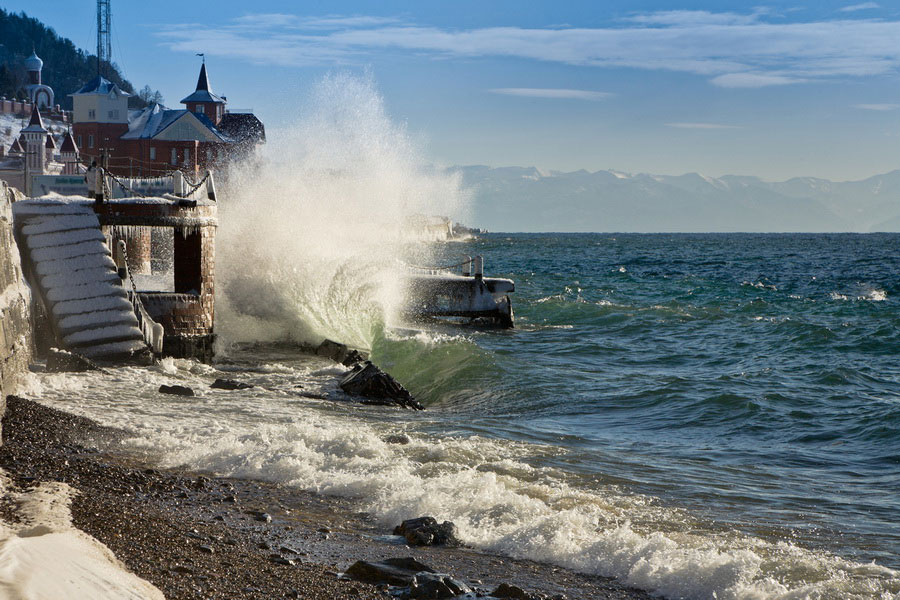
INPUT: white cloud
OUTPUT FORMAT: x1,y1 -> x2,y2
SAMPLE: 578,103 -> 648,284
854,103 -> 900,110
666,122 -> 742,129
839,3 -> 880,12
489,88 -> 611,100
710,72 -> 803,88
157,11 -> 900,87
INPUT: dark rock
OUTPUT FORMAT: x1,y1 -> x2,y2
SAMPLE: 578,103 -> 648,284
393,517 -> 460,547
158,384 -> 194,396
315,339 -> 369,365
409,572 -> 471,599
492,583 -> 534,599
210,378 -> 253,390
383,434 -> 411,445
255,512 -> 272,523
344,557 -> 435,586
46,348 -> 100,373
269,554 -> 296,566
339,361 -> 424,410
341,349 -> 367,366
198,545 -> 214,554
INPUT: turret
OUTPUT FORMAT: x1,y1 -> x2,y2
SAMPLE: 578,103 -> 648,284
181,61 -> 226,126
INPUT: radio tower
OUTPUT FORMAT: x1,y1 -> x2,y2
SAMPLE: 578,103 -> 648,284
97,0 -> 111,77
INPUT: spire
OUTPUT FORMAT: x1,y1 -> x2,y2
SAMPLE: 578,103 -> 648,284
60,130 -> 79,153
22,104 -> 47,132
196,62 -> 211,93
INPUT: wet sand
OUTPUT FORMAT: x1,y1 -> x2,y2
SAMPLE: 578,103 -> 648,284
0,395 -> 655,600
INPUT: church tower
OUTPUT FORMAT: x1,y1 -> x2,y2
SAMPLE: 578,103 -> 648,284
181,61 -> 226,126
21,105 -> 48,195
24,51 -> 55,109
60,130 -> 81,174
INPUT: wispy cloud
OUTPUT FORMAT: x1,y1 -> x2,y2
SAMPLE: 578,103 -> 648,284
157,10 -> 900,88
490,88 -> 611,100
839,3 -> 880,12
854,103 -> 900,110
666,122 -> 742,129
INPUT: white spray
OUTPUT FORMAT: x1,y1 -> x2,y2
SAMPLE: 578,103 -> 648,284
217,72 -> 468,349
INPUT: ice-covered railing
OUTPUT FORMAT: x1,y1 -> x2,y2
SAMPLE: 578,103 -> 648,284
114,239 -> 164,354
91,168 -> 217,203
405,255 -> 484,278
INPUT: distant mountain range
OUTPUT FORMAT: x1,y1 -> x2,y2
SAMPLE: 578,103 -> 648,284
450,166 -> 900,232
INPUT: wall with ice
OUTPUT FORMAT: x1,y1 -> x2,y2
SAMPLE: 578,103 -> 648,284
0,180 -> 34,435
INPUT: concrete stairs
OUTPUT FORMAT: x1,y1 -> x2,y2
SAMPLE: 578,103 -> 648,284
14,202 -> 149,362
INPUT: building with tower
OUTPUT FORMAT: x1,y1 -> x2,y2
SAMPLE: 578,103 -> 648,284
23,51 -> 55,110
70,60 -> 264,176
20,105 -> 48,194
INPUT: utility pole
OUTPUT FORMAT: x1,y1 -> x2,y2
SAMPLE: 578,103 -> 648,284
97,0 -> 111,78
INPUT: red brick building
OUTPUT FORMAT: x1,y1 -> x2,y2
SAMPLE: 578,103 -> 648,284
71,62 -> 264,177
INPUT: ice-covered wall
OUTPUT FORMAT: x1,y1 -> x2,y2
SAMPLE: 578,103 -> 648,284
0,180 -> 33,436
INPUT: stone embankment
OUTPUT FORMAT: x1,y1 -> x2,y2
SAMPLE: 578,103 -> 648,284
0,180 -> 33,432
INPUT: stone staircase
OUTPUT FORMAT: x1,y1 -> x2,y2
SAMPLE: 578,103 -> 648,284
14,202 -> 150,362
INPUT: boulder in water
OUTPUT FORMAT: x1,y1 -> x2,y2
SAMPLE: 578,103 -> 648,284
46,348 -> 100,373
393,517 -> 460,547
315,339 -> 369,366
159,384 -> 194,396
210,378 -> 253,390
339,362 -> 423,410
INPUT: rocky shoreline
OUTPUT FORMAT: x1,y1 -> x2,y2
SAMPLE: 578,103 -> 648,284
0,395 -> 655,600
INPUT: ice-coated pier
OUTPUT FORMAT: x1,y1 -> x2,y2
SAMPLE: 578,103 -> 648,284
404,256 -> 515,327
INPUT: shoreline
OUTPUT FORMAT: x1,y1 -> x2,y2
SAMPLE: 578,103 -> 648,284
0,394 -> 655,600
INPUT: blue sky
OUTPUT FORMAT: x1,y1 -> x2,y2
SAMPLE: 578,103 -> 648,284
7,0 -> 900,180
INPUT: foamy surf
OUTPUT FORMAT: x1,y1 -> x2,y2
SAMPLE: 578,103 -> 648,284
27,357 -> 900,600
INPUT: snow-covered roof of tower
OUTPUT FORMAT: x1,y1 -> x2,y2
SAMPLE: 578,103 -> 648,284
21,105 -> 47,133
60,131 -> 78,153
9,138 -> 24,153
70,75 -> 131,97
24,51 -> 43,72
180,63 -> 225,105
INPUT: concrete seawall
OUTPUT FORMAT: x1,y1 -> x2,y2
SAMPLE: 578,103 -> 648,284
0,180 -> 34,436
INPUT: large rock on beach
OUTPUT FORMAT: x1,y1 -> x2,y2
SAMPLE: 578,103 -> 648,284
409,572 -> 471,599
344,557 -> 435,586
46,348 -> 101,373
210,378 -> 253,390
339,362 -> 423,410
393,517 -> 460,547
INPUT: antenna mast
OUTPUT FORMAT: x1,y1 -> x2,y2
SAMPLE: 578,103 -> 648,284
97,0 -> 111,77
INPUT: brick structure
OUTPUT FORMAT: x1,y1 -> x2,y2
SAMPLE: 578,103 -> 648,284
94,199 -> 216,361
69,62 -> 264,177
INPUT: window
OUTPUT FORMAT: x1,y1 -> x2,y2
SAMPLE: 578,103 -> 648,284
88,109 -> 95,119
77,135 -> 82,148
108,110 -> 119,119
206,148 -> 212,161
184,148 -> 191,166
88,135 -> 94,148
170,148 -> 177,165
149,147 -> 156,160
195,105 -> 204,114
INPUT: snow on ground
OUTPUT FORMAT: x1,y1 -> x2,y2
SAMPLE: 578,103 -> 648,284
0,113 -> 26,151
0,469 -> 164,600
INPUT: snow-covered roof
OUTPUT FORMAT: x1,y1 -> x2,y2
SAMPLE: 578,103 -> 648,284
180,63 -> 225,105
70,75 -> 131,97
121,103 -> 231,142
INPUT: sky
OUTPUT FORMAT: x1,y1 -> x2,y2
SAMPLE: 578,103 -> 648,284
6,0 -> 900,181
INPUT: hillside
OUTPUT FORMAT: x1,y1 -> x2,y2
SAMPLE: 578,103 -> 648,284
0,9 -> 157,109
451,166 -> 900,232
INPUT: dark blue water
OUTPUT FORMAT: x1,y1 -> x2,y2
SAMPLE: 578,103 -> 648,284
377,233 -> 900,571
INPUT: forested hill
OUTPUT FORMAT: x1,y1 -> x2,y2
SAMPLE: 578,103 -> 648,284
0,9 -> 159,110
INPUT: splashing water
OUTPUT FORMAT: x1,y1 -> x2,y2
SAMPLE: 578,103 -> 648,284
217,73 -> 468,349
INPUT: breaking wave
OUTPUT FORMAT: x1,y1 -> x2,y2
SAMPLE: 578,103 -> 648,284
216,72 -> 467,349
